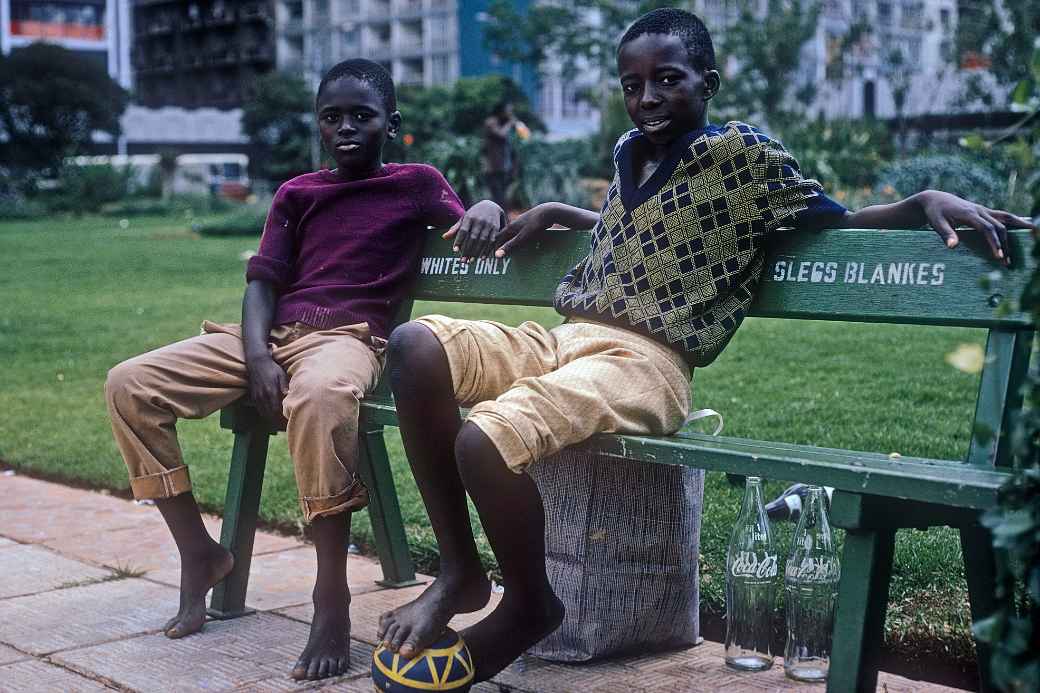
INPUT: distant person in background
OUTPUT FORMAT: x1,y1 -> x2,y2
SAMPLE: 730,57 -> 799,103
482,99 -> 528,211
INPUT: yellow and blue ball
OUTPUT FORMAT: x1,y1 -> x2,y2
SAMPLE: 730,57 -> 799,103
372,628 -> 474,692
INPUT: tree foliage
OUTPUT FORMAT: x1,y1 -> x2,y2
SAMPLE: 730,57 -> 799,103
483,0 -> 673,83
384,75 -> 542,162
956,0 -> 1040,96
240,71 -> 314,184
0,42 -> 128,180
484,0 -> 820,128
968,45 -> 1040,693
711,0 -> 820,126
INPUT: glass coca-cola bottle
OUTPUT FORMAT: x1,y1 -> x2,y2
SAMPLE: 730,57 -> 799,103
784,485 -> 840,681
725,476 -> 777,670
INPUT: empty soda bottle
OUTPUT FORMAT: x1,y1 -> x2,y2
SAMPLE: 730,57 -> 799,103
725,476 -> 777,670
784,485 -> 840,682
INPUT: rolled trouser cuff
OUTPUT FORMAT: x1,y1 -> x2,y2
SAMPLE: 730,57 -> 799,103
300,475 -> 369,521
466,406 -> 539,474
129,465 -> 192,500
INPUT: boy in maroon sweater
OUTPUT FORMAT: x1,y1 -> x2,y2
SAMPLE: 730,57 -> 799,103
105,59 -> 463,680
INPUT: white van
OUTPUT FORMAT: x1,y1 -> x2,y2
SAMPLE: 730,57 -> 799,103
68,153 -> 251,199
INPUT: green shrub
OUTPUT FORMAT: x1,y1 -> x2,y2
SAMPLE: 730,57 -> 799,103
879,154 -> 1009,209
515,138 -> 599,209
0,193 -> 47,220
774,118 -> 896,189
102,193 -> 236,219
400,135 -> 602,210
410,135 -> 486,208
192,203 -> 269,237
45,164 -> 133,214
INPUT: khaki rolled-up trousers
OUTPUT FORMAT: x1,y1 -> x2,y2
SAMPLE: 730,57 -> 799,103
415,315 -> 692,473
105,320 -> 384,521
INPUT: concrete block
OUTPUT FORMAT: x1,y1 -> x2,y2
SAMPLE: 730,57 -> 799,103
0,659 -> 112,692
54,612 -> 372,692
0,577 -> 176,655
0,545 -> 112,599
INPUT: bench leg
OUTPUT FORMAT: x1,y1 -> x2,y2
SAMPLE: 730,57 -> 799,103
208,426 -> 270,619
827,528 -> 895,693
357,423 -> 421,588
960,523 -> 1000,693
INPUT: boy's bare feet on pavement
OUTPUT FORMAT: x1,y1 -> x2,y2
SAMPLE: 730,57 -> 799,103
377,574 -> 492,659
163,541 -> 234,639
291,595 -> 351,680
462,592 -> 564,682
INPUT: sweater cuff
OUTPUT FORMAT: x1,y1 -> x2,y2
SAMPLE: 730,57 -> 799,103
246,255 -> 292,286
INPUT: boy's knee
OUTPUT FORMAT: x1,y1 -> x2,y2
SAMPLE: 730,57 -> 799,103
105,359 -> 144,406
454,422 -> 504,482
286,372 -> 363,412
388,321 -> 448,392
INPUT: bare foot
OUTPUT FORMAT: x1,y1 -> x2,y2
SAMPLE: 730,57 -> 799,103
291,594 -> 351,680
163,541 -> 234,639
378,574 -> 491,659
461,592 -> 564,682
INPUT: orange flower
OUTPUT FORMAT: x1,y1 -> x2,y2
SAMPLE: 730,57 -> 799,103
403,133 -> 415,146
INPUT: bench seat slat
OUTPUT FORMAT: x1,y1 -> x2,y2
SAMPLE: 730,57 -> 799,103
358,399 -> 1006,510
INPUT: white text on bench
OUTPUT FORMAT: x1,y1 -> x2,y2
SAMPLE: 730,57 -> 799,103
420,256 -> 513,276
770,260 -> 945,286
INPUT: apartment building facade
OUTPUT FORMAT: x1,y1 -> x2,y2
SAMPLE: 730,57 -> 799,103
275,0 -> 534,97
693,0 -> 978,120
132,0 -> 276,108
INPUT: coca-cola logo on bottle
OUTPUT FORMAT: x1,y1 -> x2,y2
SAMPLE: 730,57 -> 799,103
729,551 -> 779,579
785,557 -> 840,582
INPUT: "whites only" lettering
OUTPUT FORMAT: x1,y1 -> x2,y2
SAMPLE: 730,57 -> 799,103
770,260 -> 945,286
420,256 -> 513,276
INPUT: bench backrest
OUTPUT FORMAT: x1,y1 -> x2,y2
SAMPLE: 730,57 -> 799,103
400,228 -> 1035,469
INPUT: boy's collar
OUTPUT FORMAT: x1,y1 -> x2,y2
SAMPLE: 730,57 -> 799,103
617,122 -> 721,209
323,163 -> 391,182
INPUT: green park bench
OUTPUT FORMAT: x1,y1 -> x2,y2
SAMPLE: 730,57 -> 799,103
211,226 -> 1033,693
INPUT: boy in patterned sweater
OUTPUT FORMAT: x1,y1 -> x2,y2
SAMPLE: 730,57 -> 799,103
376,8 -> 1033,680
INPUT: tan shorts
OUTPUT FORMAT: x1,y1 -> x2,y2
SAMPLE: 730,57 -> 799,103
415,315 -> 692,473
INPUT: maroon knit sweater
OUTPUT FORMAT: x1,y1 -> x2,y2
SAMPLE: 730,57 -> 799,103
246,164 -> 464,338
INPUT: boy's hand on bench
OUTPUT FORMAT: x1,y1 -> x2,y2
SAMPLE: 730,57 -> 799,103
494,204 -> 554,258
917,190 -> 1034,266
841,189 -> 1035,267
246,354 -> 289,427
445,200 -> 506,261
493,202 -> 600,258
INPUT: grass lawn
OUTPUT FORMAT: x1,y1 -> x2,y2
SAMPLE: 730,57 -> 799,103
0,214 -> 986,662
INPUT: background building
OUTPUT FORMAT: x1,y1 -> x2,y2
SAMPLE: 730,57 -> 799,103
274,0 -> 535,97
693,0 -> 999,120
132,0 -> 276,108
1,0 -> 132,87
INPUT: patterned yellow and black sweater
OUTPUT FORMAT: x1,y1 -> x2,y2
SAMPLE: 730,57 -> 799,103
554,121 -> 848,367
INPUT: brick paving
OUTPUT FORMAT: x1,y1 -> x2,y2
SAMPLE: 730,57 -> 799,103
0,473 -> 967,692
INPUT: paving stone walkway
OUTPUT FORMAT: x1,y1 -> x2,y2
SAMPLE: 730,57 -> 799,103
0,473 -> 965,692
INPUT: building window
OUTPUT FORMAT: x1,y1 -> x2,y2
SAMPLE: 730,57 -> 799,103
863,80 -> 875,118
430,54 -> 451,84
939,7 -> 950,30
900,1 -> 923,29
10,0 -> 106,40
907,37 -> 921,63
341,26 -> 360,50
877,1 -> 891,24
427,14 -> 452,42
